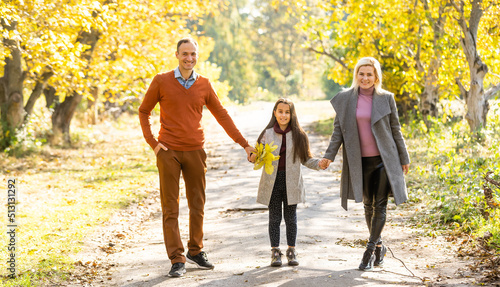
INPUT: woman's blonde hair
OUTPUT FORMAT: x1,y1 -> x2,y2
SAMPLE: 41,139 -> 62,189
350,57 -> 383,93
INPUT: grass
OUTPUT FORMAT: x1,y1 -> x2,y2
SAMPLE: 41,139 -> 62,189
0,113 -> 159,286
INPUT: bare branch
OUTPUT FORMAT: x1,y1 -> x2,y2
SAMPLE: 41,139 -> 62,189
455,77 -> 468,100
490,72 -> 500,79
449,0 -> 467,29
308,47 -> 349,70
307,31 -> 349,70
484,171 -> 500,187
421,0 -> 434,27
449,0 -> 462,13
485,83 -> 500,100
468,0 -> 483,38
415,25 -> 424,72
24,68 -> 55,119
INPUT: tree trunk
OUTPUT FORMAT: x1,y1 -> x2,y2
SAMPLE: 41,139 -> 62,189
44,86 -> 58,109
24,69 -> 54,121
50,27 -> 100,145
86,87 -> 99,125
451,0 -> 489,132
418,0 -> 447,127
419,58 -> 440,125
0,19 -> 25,141
399,91 -> 416,125
457,23 -> 489,132
50,92 -> 83,145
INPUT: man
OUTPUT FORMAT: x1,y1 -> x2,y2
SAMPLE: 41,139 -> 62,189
139,37 -> 254,277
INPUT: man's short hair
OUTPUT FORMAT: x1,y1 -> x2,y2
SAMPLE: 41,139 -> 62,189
177,38 -> 198,52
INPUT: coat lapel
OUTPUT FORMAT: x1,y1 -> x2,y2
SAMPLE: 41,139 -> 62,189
346,89 -> 358,127
342,89 -> 364,204
371,91 -> 391,126
332,88 -> 358,127
339,88 -> 359,145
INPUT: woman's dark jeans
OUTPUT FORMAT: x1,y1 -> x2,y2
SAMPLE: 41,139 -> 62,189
362,156 -> 390,251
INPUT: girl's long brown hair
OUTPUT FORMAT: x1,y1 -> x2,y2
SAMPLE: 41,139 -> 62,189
257,98 -> 312,163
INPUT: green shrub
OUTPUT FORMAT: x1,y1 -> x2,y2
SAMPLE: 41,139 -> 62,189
404,100 -> 500,251
1,107 -> 52,156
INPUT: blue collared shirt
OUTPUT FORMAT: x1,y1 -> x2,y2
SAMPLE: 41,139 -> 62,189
174,67 -> 198,89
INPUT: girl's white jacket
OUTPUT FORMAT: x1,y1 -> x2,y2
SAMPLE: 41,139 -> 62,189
257,128 -> 321,206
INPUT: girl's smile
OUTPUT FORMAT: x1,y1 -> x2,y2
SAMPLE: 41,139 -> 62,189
274,103 -> 291,131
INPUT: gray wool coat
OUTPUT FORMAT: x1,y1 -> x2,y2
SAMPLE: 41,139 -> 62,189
324,88 -> 410,211
257,128 -> 321,206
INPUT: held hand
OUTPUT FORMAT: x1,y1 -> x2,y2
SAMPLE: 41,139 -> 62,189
154,143 -> 168,155
318,159 -> 325,169
249,153 -> 257,163
245,146 -> 256,162
319,158 -> 332,170
324,159 -> 332,169
402,164 -> 410,175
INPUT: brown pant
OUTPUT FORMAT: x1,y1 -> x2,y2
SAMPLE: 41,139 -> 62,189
156,148 -> 207,264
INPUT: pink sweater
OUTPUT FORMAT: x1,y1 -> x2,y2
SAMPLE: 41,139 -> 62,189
356,86 -> 380,157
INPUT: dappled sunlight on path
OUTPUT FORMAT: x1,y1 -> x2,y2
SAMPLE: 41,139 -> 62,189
92,101 -> 474,287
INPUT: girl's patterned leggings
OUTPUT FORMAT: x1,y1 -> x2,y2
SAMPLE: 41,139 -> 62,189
268,170 -> 297,248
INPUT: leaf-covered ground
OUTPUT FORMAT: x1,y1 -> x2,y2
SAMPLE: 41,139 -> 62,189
0,113 -> 158,286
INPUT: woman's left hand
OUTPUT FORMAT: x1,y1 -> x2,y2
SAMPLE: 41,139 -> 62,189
402,164 -> 410,175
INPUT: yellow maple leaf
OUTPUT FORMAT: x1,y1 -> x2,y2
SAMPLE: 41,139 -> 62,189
254,141 -> 280,175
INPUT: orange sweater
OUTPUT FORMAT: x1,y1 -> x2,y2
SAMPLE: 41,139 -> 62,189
139,70 -> 249,151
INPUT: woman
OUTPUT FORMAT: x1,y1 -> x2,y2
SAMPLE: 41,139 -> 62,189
319,57 -> 410,271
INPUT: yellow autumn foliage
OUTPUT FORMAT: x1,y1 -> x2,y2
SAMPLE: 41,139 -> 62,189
253,141 -> 280,175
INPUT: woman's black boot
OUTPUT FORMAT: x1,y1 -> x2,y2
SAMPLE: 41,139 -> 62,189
358,248 -> 375,271
374,245 -> 387,266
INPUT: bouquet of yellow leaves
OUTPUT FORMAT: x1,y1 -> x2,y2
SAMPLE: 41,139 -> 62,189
253,141 -> 280,175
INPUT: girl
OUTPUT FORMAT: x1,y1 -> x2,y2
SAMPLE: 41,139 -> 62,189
250,98 -> 322,267
319,57 -> 410,271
